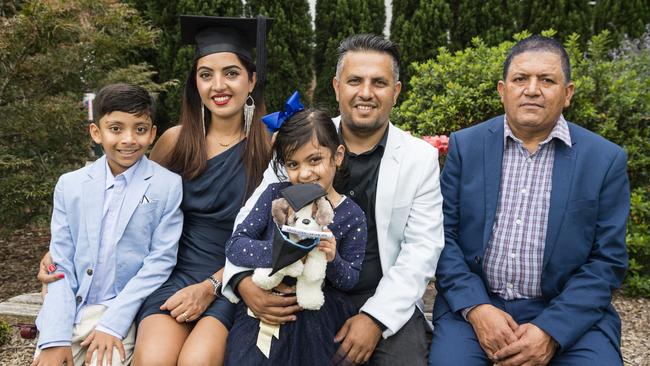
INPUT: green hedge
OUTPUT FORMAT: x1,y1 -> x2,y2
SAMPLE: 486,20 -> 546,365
395,28 -> 650,297
0,0 -> 171,230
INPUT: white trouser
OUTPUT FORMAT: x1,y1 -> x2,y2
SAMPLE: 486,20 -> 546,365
35,304 -> 135,366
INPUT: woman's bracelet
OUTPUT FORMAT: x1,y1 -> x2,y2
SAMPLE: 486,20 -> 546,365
207,275 -> 222,296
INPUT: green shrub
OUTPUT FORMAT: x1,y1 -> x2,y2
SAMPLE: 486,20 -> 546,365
313,0 -> 385,114
245,0 -> 314,111
0,0 -> 171,230
393,36 -> 511,135
625,188 -> 650,296
0,320 -> 10,346
396,28 -> 650,297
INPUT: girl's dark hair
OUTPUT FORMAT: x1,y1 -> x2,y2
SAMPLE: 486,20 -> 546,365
160,54 -> 271,198
272,109 -> 349,190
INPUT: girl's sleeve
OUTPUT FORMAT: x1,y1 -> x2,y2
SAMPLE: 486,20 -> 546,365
225,184 -> 279,268
325,202 -> 368,291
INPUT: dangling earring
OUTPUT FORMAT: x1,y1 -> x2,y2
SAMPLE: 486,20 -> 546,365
243,94 -> 255,136
200,104 -> 206,137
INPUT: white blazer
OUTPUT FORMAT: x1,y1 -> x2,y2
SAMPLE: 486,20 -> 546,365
224,120 -> 445,338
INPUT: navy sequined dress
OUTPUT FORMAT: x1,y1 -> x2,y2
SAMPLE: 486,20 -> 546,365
224,182 -> 368,365
136,141 -> 247,329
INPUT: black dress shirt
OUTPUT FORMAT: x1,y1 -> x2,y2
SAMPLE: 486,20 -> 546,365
338,125 -> 388,310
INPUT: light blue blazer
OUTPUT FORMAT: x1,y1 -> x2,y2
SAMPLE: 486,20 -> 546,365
36,155 -> 183,347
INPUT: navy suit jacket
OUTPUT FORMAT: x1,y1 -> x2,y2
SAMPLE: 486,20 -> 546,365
433,115 -> 629,352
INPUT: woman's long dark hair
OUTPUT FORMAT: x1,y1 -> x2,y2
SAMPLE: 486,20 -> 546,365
272,109 -> 349,190
161,55 -> 271,198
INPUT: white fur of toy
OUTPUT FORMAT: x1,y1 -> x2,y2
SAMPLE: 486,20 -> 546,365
252,197 -> 333,310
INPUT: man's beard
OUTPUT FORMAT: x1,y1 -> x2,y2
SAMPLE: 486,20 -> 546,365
341,113 -> 388,137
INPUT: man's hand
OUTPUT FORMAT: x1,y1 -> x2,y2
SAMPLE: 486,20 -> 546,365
37,251 -> 64,300
238,276 -> 300,325
160,280 -> 215,323
80,330 -> 125,366
31,346 -> 73,366
493,323 -> 557,366
333,313 -> 383,365
467,304 -> 519,360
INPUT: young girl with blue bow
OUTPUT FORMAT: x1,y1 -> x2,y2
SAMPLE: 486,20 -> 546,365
224,93 -> 367,365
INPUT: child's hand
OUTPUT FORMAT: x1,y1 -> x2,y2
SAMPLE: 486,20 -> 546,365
80,330 -> 126,366
31,346 -> 73,366
318,230 -> 337,262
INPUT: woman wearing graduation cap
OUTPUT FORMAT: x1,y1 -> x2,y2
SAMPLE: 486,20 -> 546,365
132,15 -> 272,365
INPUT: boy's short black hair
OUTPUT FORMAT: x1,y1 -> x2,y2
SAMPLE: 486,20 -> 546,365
93,83 -> 155,123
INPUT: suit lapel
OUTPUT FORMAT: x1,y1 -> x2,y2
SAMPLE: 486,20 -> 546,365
543,127 -> 577,268
83,157 -> 107,265
483,117 -> 505,249
375,124 -> 401,270
113,157 -> 153,244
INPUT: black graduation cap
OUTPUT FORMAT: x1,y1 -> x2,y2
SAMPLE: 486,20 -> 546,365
269,184 -> 328,275
280,184 -> 327,212
180,15 -> 271,92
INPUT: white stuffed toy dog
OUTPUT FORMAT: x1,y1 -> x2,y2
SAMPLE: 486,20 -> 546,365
252,193 -> 334,310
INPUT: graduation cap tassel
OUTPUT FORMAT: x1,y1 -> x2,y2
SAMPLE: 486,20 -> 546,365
255,15 -> 268,97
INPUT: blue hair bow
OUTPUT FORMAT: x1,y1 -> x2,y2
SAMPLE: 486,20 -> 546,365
262,91 -> 304,133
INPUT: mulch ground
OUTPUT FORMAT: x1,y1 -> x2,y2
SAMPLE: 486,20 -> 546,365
0,225 -> 648,365
0,225 -> 49,302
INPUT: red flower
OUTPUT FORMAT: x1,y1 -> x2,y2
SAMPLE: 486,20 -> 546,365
422,135 -> 449,154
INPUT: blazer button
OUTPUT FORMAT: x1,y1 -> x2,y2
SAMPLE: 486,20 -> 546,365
86,268 -> 93,276
474,256 -> 481,264
76,296 -> 82,304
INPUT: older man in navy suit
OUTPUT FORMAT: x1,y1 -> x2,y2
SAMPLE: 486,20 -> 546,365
428,35 -> 629,366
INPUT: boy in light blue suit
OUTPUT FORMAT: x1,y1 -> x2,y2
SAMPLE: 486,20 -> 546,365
33,84 -> 183,366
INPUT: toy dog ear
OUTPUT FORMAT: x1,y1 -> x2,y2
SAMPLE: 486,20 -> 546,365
271,198 -> 291,225
286,206 -> 296,225
314,197 -> 334,226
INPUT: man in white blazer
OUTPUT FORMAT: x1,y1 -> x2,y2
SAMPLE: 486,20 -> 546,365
223,34 -> 445,365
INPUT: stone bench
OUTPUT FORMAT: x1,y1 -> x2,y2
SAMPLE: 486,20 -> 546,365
0,284 -> 437,324
0,293 -> 42,324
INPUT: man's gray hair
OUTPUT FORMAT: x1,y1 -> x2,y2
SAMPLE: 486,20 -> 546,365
335,34 -> 400,83
503,35 -> 571,83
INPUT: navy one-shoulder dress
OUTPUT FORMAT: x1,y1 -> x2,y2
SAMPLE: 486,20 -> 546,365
136,141 -> 246,329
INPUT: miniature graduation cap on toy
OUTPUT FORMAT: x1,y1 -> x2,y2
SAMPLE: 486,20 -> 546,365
270,184 -> 328,275
179,15 -> 271,96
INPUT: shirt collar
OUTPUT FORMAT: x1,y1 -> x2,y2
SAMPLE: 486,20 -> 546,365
104,157 -> 141,190
337,122 -> 389,156
503,114 -> 572,148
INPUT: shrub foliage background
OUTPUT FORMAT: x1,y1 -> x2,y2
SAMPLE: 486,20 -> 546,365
395,28 -> 650,296
245,0 -> 313,111
390,0 -> 650,89
313,0 -> 385,114
0,0 -> 170,230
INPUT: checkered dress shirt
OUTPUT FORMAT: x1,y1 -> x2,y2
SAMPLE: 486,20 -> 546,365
483,115 -> 571,300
